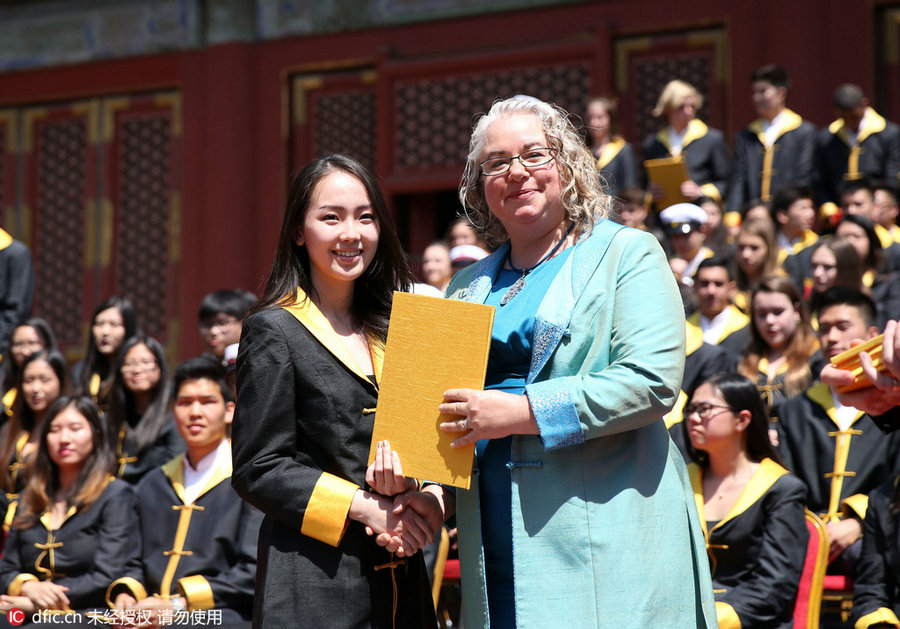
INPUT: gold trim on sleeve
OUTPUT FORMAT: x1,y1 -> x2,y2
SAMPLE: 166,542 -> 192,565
178,575 -> 215,611
300,472 -> 359,547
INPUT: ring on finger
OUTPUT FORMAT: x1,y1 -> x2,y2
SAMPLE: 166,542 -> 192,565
460,419 -> 469,431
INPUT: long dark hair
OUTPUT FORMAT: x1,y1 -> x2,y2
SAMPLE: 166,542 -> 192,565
0,349 -> 68,492
107,336 -> 170,456
684,372 -> 781,467
836,213 -> 884,273
75,296 -> 141,398
252,155 -> 412,341
13,396 -> 115,529
2,317 -> 59,393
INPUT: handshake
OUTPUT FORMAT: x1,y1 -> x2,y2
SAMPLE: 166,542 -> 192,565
350,440 -> 452,557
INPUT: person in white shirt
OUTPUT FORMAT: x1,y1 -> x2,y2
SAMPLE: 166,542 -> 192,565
109,357 -> 263,627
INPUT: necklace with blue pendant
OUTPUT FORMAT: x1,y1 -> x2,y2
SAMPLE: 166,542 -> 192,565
500,222 -> 574,306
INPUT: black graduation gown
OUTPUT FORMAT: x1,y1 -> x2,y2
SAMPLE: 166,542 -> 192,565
0,232 -> 34,356
595,138 -> 639,198
0,479 -> 138,610
814,109 -> 900,206
666,331 -> 734,461
776,382 -> 900,521
109,451 -> 262,623
852,477 -> 900,628
690,459 -> 808,629
728,110 -> 817,213
115,414 -> 185,485
641,119 -> 731,201
231,300 -> 435,629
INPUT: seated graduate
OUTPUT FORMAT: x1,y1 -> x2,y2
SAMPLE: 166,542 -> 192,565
0,317 -> 58,423
777,288 -> 900,575
0,396 -> 138,620
108,356 -> 262,627
737,276 -> 819,419
684,372 -> 808,629
852,473 -> 900,628
106,337 -> 184,484
0,349 -> 67,531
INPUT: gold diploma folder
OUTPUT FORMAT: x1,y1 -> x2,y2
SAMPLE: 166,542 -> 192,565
643,155 -> 690,208
368,291 -> 494,489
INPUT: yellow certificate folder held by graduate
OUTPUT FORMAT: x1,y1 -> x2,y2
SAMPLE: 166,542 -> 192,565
368,292 -> 494,489
643,155 -> 689,208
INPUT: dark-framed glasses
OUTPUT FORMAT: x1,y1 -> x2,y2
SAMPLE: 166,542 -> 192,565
684,403 -> 733,421
479,147 -> 557,176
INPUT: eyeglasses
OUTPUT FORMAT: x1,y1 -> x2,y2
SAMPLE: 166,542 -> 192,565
684,403 -> 733,421
199,316 -> 239,333
479,147 -> 557,176
11,340 -> 43,349
122,359 -> 159,373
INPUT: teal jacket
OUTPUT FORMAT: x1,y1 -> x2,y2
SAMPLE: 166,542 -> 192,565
447,220 -> 717,628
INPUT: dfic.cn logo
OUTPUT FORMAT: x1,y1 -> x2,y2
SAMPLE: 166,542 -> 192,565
6,608 -> 24,625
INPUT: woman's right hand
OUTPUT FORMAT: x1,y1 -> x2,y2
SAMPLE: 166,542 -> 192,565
349,489 -> 433,555
20,580 -> 69,610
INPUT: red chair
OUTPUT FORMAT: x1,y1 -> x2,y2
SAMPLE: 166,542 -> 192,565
822,573 -> 854,623
794,510 -> 829,629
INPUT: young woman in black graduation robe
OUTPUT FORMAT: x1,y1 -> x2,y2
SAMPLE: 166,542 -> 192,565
231,156 -> 439,629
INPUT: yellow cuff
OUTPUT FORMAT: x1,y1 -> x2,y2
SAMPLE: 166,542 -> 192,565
177,575 -> 215,611
855,607 -> 900,628
106,577 -> 148,609
699,183 -> 722,201
8,573 -> 38,596
300,472 -> 358,547
842,494 -> 869,521
715,601 -> 742,629
723,211 -> 742,228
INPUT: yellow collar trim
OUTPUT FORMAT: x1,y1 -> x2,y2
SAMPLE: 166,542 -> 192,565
757,356 -> 789,377
161,444 -> 233,505
0,228 -> 11,252
656,119 -> 709,153
690,458 -> 788,535
684,319 -> 704,356
828,107 -> 887,144
749,108 -> 803,142
595,137 -> 626,170
38,475 -> 115,530
282,288 -> 384,385
807,381 -> 865,428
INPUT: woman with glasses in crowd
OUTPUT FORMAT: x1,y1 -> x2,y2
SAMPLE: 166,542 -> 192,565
684,372 -> 808,628
106,336 -> 182,484
0,317 -> 58,423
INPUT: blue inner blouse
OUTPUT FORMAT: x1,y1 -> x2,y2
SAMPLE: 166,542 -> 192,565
477,246 -> 572,629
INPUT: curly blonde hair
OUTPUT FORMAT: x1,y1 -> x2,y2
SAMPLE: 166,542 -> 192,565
458,96 -> 612,247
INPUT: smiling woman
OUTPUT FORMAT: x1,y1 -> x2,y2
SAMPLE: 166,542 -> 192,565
231,155 -> 449,628
443,96 -> 717,629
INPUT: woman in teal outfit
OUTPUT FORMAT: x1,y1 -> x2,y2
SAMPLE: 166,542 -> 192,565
438,96 -> 717,628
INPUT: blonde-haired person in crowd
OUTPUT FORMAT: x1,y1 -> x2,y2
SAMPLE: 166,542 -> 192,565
643,79 -> 731,205
738,276 -> 818,418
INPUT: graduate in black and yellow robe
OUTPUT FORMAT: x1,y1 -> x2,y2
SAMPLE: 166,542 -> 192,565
232,156 -> 444,629
684,373 -> 808,629
585,97 -> 639,198
776,382 -> 900,559
689,460 -> 808,629
108,356 -> 262,626
814,84 -> 900,208
0,227 -> 34,359
0,396 -> 139,622
852,476 -> 900,628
